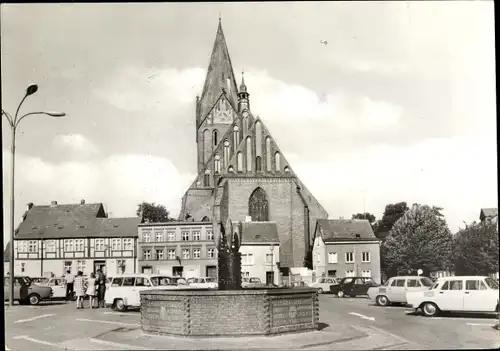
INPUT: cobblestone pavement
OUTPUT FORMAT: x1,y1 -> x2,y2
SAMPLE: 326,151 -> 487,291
4,295 -> 500,350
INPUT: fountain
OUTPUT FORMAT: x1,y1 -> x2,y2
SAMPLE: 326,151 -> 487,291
140,218 -> 319,337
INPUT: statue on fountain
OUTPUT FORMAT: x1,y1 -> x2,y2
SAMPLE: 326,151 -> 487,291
213,218 -> 242,290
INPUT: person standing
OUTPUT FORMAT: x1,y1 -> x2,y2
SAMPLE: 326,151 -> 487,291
74,271 -> 86,309
86,273 -> 97,308
98,271 -> 107,308
64,270 -> 75,301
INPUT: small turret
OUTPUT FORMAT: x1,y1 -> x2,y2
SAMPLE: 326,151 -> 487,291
237,70 -> 250,113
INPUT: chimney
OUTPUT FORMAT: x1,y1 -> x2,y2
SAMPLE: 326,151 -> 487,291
80,199 -> 85,205
27,203 -> 34,211
50,201 -> 58,207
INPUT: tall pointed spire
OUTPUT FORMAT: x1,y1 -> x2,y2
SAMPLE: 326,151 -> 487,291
198,19 -> 239,123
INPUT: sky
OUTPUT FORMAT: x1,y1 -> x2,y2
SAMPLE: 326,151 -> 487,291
1,2 -> 497,247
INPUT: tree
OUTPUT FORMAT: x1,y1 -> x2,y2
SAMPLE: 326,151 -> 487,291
375,202 -> 409,241
352,212 -> 376,224
453,220 -> 499,276
137,202 -> 175,223
382,204 -> 454,277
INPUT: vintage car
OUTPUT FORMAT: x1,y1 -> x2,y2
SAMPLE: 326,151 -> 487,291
367,276 -> 434,306
187,277 -> 218,289
330,277 -> 378,297
406,276 -> 499,317
105,274 -> 180,312
309,277 -> 339,294
4,276 -> 53,305
242,277 -> 267,288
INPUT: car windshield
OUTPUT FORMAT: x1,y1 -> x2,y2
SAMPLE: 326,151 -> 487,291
420,277 -> 434,287
485,277 -> 499,290
150,277 -> 172,286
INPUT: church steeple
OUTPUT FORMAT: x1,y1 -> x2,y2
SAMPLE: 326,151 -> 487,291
198,19 -> 239,123
237,70 -> 250,112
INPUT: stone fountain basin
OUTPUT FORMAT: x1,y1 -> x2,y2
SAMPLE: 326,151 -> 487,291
140,287 -> 319,337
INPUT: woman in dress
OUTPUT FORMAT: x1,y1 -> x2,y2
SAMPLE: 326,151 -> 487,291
74,271 -> 87,309
86,273 -> 97,308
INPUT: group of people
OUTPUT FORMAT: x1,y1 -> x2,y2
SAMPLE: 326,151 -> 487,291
63,269 -> 107,309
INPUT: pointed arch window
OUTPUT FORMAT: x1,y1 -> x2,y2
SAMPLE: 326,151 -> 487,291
246,137 -> 252,172
204,169 -> 211,187
274,152 -> 281,172
223,139 -> 230,167
244,117 -> 249,135
255,121 -> 262,157
214,154 -> 221,174
266,137 -> 272,171
233,125 -> 240,146
256,156 -> 262,172
237,152 -> 243,172
213,130 -> 219,147
203,129 -> 210,162
249,187 -> 269,222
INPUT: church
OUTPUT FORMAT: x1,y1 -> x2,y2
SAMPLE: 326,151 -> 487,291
177,19 -> 329,272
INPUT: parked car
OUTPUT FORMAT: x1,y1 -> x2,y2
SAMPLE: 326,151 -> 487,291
41,277 -> 79,301
330,277 -> 378,297
406,276 -> 499,317
367,276 -> 433,306
105,274 -> 180,312
170,277 -> 188,286
4,276 -> 53,305
309,277 -> 339,294
242,277 -> 266,288
187,277 -> 218,288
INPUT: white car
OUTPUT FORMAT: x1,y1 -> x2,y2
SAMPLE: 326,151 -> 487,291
367,276 -> 434,306
309,277 -> 339,294
186,277 -> 218,288
105,274 -> 179,312
406,276 -> 499,317
44,277 -> 68,300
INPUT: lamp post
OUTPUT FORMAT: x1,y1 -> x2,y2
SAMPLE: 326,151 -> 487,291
2,84 -> 65,306
269,244 -> 275,285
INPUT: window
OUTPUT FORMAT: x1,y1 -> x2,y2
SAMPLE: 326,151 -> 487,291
237,152 -> 243,172
75,239 -> 84,252
135,277 -> 151,287
77,260 -> 86,273
63,261 -> 72,274
328,252 -> 338,264
466,280 -> 487,290
242,271 -> 250,278
45,240 -> 55,252
192,231 -> 201,241
111,239 -> 121,251
28,240 -> 38,253
420,277 -> 434,287
407,279 -> 420,288
207,248 -> 215,259
182,249 -> 190,259
233,125 -> 240,146
241,253 -> 254,265
204,170 -> 211,187
450,280 -> 463,290
18,241 -> 28,253
345,270 -> 355,277
214,154 -> 221,173
64,240 -> 74,252
143,232 -> 151,243
213,130 -> 218,146
345,252 -> 354,263
111,277 -> 124,287
274,152 -> 281,172
223,140 -> 230,166
391,279 -> 405,287
167,249 -> 176,260
265,137 -> 272,171
355,278 -> 364,284
207,230 -> 214,241
95,239 -> 105,251
123,238 -> 133,250
193,248 -> 201,259
362,270 -> 371,278
361,252 -> 371,263
123,277 -> 135,286
316,253 -> 320,263
246,137 -> 252,171
256,156 -> 262,172
182,231 -> 189,241
248,187 -> 269,222
266,253 -> 273,264
167,232 -> 175,241
155,249 -> 164,260
155,232 -> 163,242
143,249 -> 151,260
116,260 -> 126,274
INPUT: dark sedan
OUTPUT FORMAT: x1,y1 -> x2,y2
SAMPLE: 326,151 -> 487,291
329,277 -> 378,297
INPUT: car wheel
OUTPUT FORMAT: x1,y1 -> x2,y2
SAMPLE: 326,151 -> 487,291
114,299 -> 127,312
28,294 -> 41,305
376,295 -> 390,306
421,302 -> 439,317
337,290 -> 344,298
318,288 -> 324,294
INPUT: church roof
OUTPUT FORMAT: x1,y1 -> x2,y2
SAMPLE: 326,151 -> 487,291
316,219 -> 378,242
240,221 -> 280,244
198,20 -> 239,123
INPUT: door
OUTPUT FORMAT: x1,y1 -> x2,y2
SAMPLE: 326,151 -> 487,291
172,266 -> 183,277
436,279 -> 464,311
206,266 -> 217,279
94,261 -> 106,274
133,277 -> 151,306
353,278 -> 366,295
327,270 -> 337,277
121,277 -> 136,306
48,278 -> 66,299
463,279 -> 490,312
388,278 -> 406,302
142,266 -> 152,274
266,271 -> 275,285
405,278 -> 423,302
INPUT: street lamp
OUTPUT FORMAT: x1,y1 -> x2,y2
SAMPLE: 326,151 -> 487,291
2,84 -> 65,306
269,244 -> 275,285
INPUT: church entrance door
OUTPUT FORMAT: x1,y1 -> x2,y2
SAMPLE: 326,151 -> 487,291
266,271 -> 275,286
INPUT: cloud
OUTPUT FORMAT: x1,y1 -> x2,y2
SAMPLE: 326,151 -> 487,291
53,133 -> 98,157
2,149 -> 195,244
